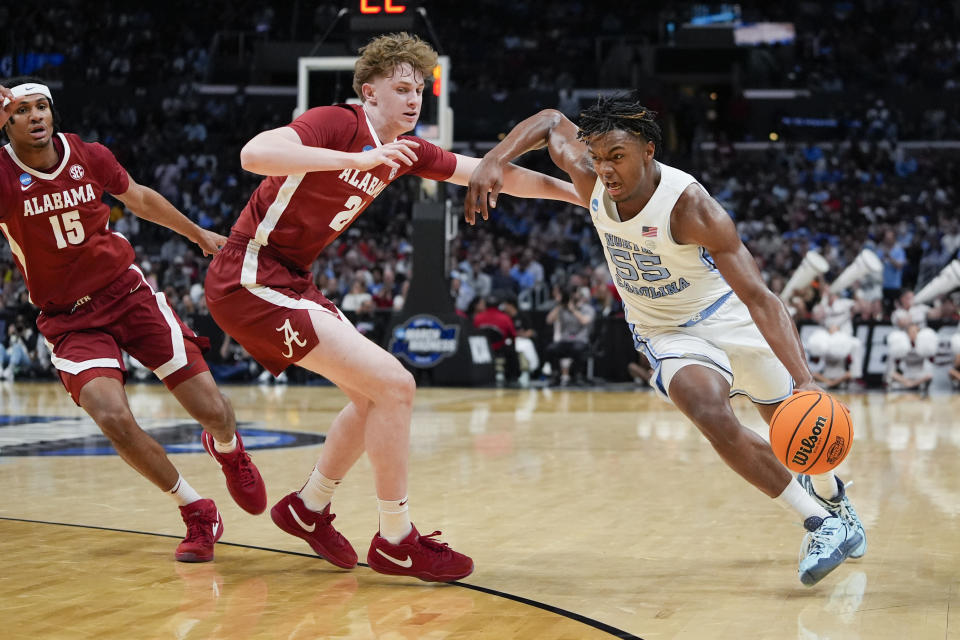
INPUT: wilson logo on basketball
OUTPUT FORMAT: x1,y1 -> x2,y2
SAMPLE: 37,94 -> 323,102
825,437 -> 845,464
791,415 -> 826,466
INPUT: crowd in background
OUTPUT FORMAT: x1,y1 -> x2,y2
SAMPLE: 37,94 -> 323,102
1,1 -> 959,387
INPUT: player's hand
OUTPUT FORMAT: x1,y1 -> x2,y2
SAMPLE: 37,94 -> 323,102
793,380 -> 826,395
194,229 -> 228,257
354,139 -> 419,172
793,380 -> 851,413
0,85 -> 24,129
463,156 -> 505,225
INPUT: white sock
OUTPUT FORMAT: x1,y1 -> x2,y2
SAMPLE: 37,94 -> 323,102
775,477 -> 831,522
810,472 -> 840,501
378,497 -> 412,544
168,475 -> 203,507
298,466 -> 340,512
213,434 -> 238,455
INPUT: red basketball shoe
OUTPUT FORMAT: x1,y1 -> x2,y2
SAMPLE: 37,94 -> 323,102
367,526 -> 473,582
270,492 -> 357,569
201,430 -> 267,515
176,498 -> 224,563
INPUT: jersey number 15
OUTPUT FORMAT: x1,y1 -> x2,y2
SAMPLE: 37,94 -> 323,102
49,210 -> 85,248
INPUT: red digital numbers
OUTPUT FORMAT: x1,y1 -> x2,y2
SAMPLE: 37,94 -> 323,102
359,0 -> 407,14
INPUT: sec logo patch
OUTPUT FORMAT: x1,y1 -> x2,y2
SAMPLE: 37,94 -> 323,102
69,164 -> 85,180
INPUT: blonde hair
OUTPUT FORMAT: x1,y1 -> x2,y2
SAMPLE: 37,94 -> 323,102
353,32 -> 438,101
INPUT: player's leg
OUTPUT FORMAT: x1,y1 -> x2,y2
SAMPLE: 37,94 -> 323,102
711,305 -> 866,579
754,399 -> 867,561
170,368 -> 267,515
68,370 -> 222,563
298,309 -> 414,500
294,308 -> 473,581
79,374 -> 180,490
269,388 -> 369,569
665,360 -> 858,585
666,361 -> 795,497
121,274 -> 267,516
169,369 -> 236,443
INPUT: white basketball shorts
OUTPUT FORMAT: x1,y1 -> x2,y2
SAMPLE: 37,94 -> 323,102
629,293 -> 793,405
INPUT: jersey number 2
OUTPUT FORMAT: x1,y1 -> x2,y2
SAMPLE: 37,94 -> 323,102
329,196 -> 364,232
49,210 -> 85,248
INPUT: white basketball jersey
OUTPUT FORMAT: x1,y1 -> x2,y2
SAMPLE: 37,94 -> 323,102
589,162 -> 732,329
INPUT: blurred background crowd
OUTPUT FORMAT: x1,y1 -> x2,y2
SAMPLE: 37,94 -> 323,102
1,0 -> 958,390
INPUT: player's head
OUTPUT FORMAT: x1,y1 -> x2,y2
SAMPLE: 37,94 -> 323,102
1,76 -> 59,147
577,93 -> 662,202
353,33 -> 437,133
577,93 -> 662,153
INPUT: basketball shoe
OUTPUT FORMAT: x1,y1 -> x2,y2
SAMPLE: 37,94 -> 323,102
797,474 -> 866,559
367,525 -> 474,583
270,492 -> 357,569
176,498 -> 224,563
201,430 -> 267,515
797,515 -> 862,586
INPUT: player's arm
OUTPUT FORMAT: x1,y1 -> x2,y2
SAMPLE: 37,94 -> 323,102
446,155 -> 583,210
0,85 -> 25,129
671,185 -> 818,391
113,174 -> 226,257
463,109 -> 596,224
239,126 -> 420,176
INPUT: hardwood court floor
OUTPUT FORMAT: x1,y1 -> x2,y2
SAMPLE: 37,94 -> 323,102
1,381 -> 958,639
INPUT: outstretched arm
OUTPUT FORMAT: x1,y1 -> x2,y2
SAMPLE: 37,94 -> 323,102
463,109 -> 597,224
447,155 -> 582,209
239,126 -> 421,177
672,185 -> 817,390
114,174 -> 226,257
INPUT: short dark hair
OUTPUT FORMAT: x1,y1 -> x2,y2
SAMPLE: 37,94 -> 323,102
577,92 -> 661,155
1,75 -> 60,136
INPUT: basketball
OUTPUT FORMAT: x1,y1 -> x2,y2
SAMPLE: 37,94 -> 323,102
769,391 -> 852,474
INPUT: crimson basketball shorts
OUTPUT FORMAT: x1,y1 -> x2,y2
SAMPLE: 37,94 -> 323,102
204,236 -> 343,376
37,265 -> 210,405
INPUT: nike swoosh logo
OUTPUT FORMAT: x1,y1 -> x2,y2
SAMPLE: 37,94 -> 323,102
288,504 -> 316,532
376,548 -> 413,568
129,282 -> 142,294
20,182 -> 36,192
212,517 -> 221,537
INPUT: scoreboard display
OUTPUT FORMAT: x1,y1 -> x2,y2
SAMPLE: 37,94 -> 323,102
349,0 -> 421,31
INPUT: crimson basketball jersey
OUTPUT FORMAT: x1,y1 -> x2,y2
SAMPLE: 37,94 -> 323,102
0,132 -> 133,312
231,103 -> 456,270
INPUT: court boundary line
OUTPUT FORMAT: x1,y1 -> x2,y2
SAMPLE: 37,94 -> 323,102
0,515 -> 644,640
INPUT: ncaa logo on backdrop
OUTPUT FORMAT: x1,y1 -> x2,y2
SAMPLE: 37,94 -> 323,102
0,416 -> 325,456
69,164 -> 85,180
389,314 -> 459,367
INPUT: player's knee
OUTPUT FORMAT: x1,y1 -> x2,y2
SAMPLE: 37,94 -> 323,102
94,407 -> 138,443
380,364 -> 416,408
193,392 -> 233,431
683,401 -> 739,445
699,414 -> 743,450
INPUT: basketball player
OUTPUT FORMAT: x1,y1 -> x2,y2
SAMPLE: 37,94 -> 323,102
0,79 -> 267,562
463,95 -> 866,586
204,33 -> 581,582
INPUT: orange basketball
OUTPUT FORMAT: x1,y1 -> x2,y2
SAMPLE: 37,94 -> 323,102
769,391 -> 852,474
